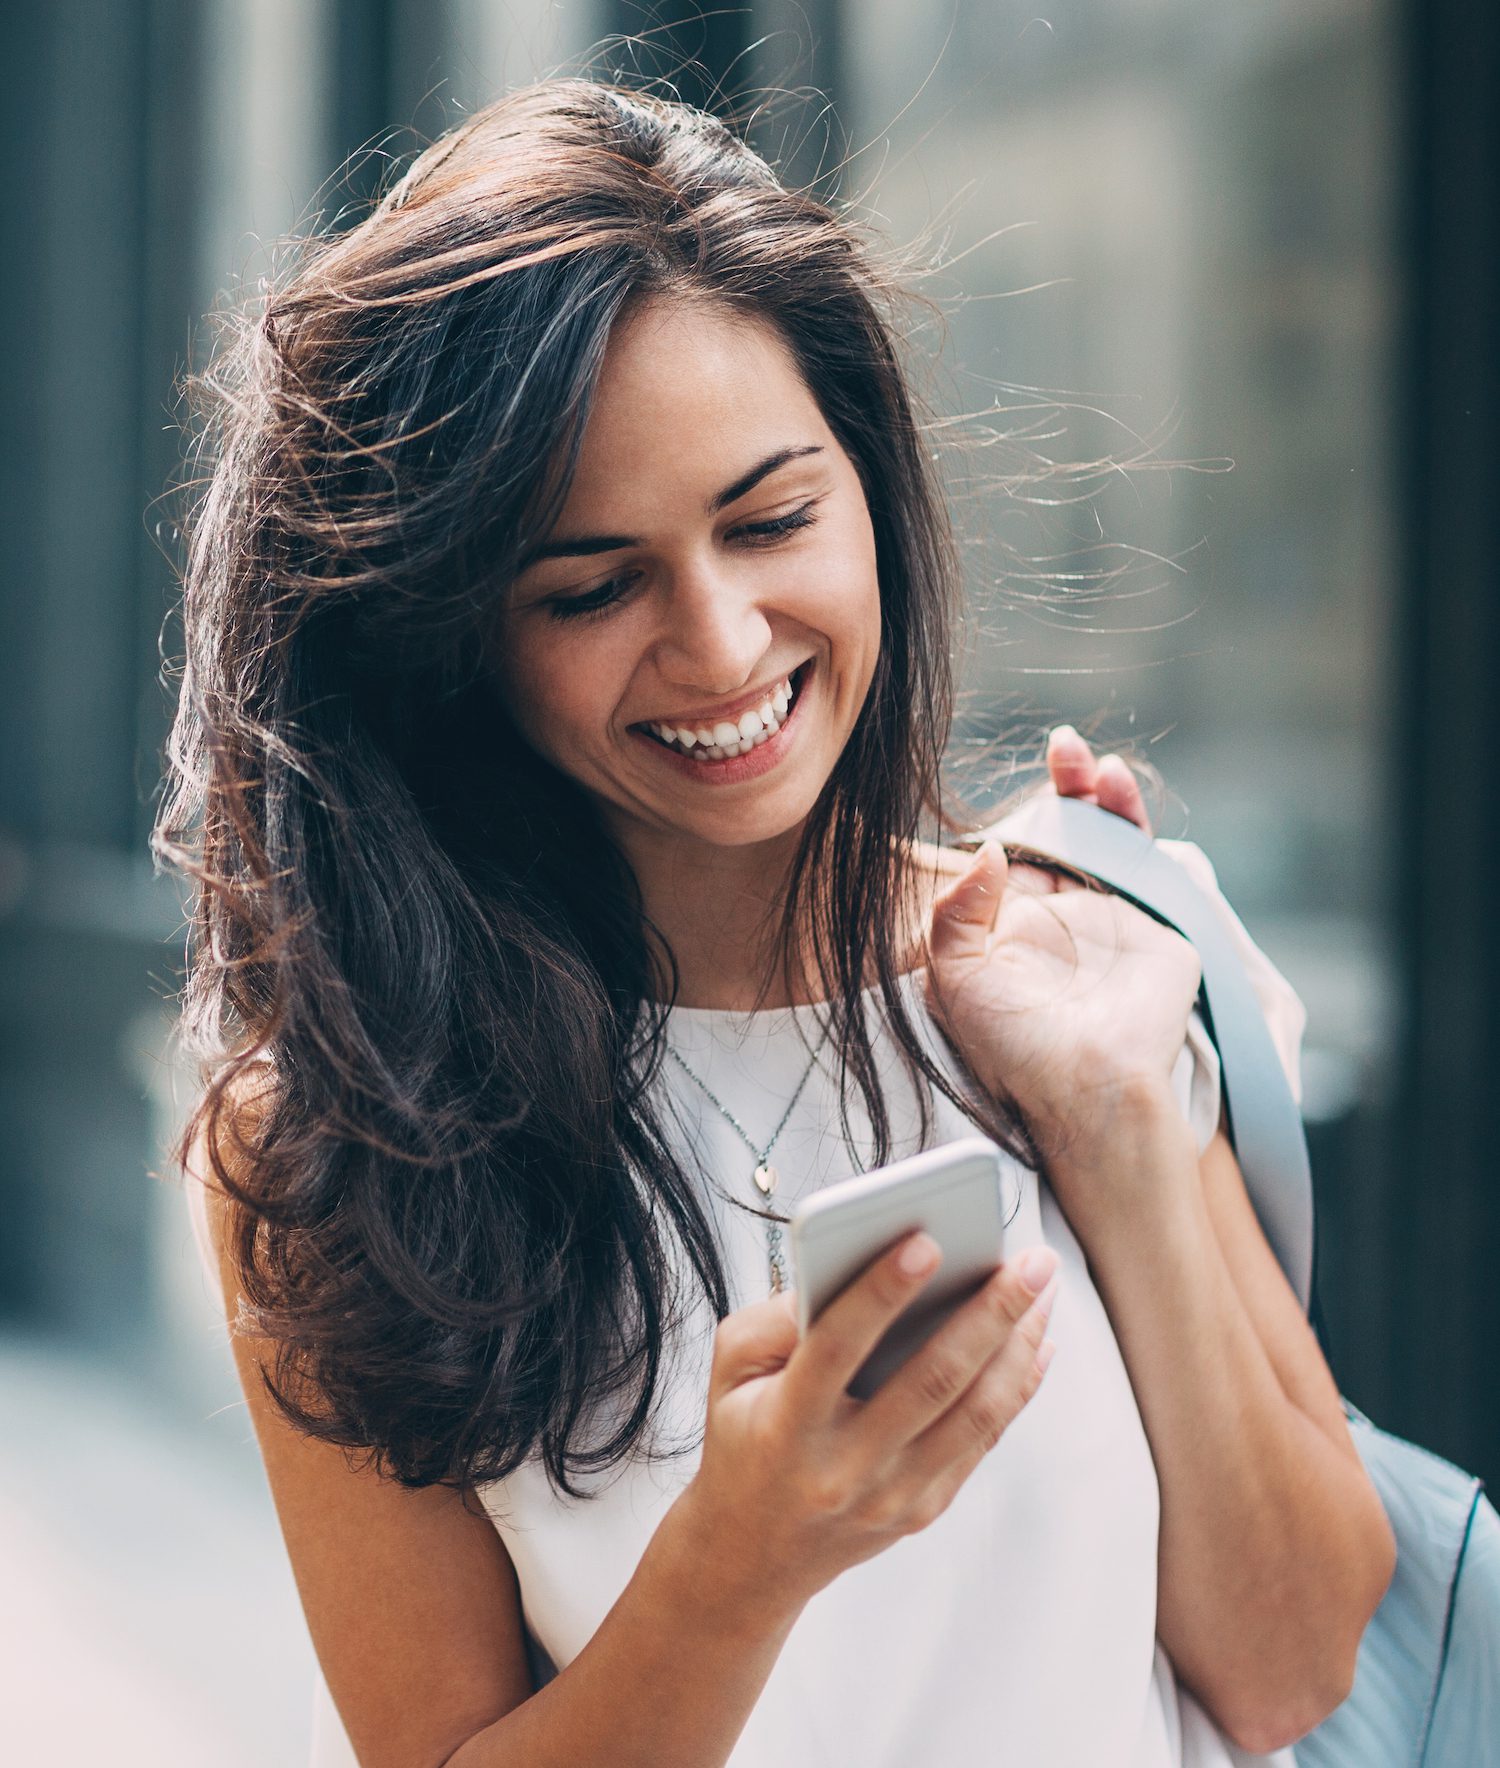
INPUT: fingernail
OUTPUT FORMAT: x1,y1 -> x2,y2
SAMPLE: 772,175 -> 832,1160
1017,1246 -> 1059,1293
899,1232 -> 939,1276
1048,724 -> 1080,747
1035,1339 -> 1058,1376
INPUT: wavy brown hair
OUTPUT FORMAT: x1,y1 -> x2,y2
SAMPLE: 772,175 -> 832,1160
155,78 -> 1026,1499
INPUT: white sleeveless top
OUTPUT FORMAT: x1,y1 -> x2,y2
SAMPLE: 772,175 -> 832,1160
191,837 -> 1308,1767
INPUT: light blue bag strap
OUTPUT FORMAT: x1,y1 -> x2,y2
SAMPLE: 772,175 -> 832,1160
985,795 -> 1315,1308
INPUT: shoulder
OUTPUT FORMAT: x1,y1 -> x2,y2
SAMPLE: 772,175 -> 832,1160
932,811 -> 1308,1102
1156,840 -> 1307,1104
183,1063 -> 536,1759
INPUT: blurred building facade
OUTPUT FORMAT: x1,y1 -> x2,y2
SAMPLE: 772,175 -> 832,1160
1,0 -> 1495,1628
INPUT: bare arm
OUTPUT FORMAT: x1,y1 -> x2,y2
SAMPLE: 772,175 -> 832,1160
923,784 -> 1395,1755
201,1144 -> 1055,1767
443,1488 -> 803,1768
1052,1096 -> 1394,1754
202,1176 -> 810,1768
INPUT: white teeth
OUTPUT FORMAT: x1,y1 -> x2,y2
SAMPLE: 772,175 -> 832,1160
645,673 -> 801,759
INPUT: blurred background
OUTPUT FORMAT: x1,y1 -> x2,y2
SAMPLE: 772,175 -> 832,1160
1,0 -> 1495,1760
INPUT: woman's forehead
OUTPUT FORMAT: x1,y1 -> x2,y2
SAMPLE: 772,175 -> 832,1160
560,301 -> 828,507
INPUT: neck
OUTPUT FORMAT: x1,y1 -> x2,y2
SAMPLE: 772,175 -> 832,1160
607,815 -> 947,1012
614,818 -> 808,1011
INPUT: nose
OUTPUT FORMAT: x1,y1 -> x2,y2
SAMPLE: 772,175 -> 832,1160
653,558 -> 774,696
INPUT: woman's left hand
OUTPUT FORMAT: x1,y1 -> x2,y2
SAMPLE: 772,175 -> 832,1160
925,729 -> 1198,1168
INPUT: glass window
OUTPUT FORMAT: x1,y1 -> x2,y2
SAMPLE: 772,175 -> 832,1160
842,1 -> 1397,1102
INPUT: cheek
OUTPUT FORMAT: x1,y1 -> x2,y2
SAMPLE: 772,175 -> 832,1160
496,627 -> 623,763
812,519 -> 881,650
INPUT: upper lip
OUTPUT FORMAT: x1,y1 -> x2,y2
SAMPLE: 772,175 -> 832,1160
633,663 -> 806,731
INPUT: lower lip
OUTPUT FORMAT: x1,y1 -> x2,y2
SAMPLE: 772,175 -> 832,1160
632,667 -> 812,787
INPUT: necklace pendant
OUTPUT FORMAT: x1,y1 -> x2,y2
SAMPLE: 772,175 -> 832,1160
753,1163 -> 778,1196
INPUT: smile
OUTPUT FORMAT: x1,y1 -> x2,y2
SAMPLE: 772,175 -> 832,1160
637,664 -> 808,762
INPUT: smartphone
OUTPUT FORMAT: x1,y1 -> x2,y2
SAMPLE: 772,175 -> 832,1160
788,1137 -> 1007,1400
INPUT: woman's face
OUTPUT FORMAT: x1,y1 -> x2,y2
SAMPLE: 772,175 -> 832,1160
492,299 -> 882,856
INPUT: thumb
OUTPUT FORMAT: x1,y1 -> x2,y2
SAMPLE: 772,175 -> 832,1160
928,841 -> 1009,968
708,1288 -> 800,1398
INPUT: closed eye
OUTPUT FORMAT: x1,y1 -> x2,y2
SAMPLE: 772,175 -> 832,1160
732,500 -> 821,545
544,499 -> 822,623
544,570 -> 644,623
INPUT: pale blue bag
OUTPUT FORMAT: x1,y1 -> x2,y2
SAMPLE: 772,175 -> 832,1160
1002,797 -> 1500,1768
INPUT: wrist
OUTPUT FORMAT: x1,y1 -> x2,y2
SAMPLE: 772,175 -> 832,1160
654,1481 -> 809,1644
1029,1064 -> 1189,1167
1041,1077 -> 1201,1238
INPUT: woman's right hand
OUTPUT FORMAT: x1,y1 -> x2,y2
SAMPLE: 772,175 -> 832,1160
673,1233 -> 1060,1614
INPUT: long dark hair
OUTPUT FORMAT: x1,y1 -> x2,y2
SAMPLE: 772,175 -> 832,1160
155,78 -> 1024,1499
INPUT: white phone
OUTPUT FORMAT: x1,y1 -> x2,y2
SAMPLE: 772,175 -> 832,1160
788,1137 -> 1007,1400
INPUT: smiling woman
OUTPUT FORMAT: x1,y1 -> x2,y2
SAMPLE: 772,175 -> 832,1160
492,302 -> 884,958
157,77 -> 1391,1768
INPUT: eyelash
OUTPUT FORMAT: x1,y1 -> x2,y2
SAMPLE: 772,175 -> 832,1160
546,501 -> 822,624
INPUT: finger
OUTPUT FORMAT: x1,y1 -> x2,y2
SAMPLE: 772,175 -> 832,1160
709,1288 -> 801,1400
785,1229 -> 947,1411
901,1303 -> 1057,1502
851,1245 -> 1059,1453
927,842 -> 1008,967
1095,754 -> 1151,834
1045,724 -> 1100,803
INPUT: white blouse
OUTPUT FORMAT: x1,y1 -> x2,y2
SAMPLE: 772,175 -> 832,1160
191,836 -> 1311,1768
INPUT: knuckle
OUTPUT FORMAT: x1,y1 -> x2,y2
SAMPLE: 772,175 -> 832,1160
994,1271 -> 1035,1327
913,1347 -> 969,1412
801,1466 -> 849,1517
855,1485 -> 908,1535
904,1488 -> 949,1534
965,1390 -> 1011,1454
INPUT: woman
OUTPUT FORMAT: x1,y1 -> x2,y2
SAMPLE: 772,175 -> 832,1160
161,80 -> 1395,1768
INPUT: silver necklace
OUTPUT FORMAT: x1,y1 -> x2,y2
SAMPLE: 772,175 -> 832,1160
666,1022 -> 831,1294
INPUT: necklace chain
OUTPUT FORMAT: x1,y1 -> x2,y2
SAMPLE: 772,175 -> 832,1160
666,1022 -> 831,1295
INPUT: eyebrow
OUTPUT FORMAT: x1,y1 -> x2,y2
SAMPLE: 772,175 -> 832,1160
523,444 -> 825,565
